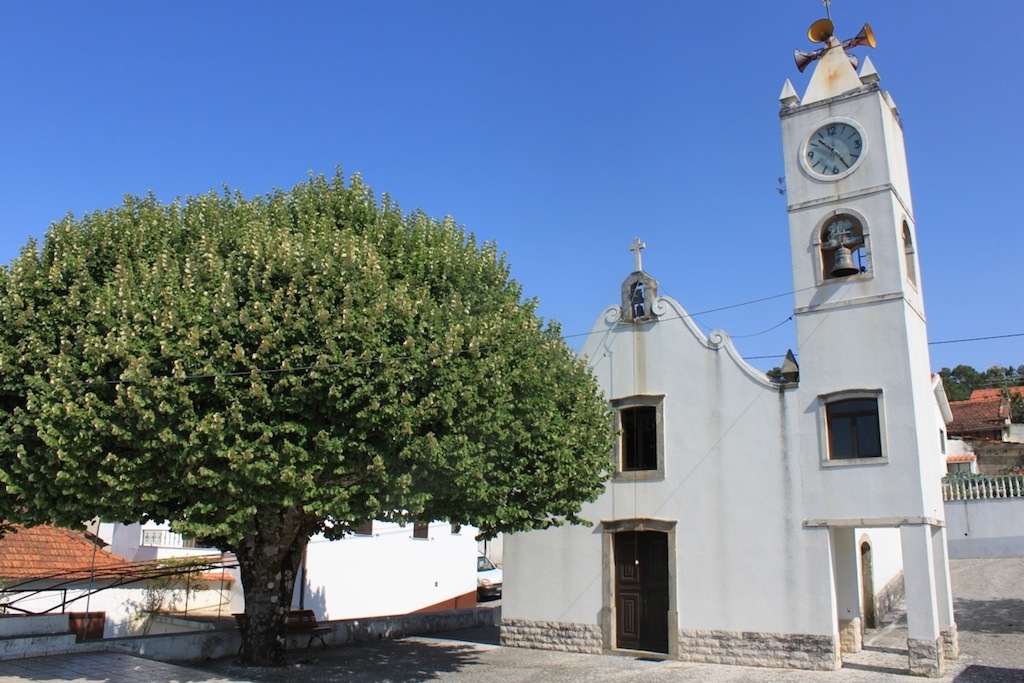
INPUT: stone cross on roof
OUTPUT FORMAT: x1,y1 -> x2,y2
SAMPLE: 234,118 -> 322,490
630,238 -> 645,273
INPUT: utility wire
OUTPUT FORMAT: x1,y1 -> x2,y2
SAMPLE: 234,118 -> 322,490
0,279 -> 1019,388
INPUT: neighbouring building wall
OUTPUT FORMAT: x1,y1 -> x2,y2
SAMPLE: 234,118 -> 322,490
1009,425 -> 1024,443
102,519 -> 478,623
99,521 -> 225,562
944,498 -> 1024,558
0,582 -> 234,638
297,521 -> 478,620
972,441 -> 1024,475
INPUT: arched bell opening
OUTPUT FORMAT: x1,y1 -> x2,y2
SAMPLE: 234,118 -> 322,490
820,213 -> 868,280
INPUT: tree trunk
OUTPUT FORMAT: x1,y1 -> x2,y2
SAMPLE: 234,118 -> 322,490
234,512 -> 311,666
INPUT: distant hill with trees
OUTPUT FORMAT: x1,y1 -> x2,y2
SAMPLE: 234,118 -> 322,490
938,364 -> 1024,423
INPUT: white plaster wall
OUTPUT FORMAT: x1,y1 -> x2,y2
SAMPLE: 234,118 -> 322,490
1009,425 -> 1024,443
791,298 -> 943,522
506,299 -> 838,637
297,521 -> 478,620
944,499 -> 1024,558
101,520 -> 475,622
0,584 -> 233,638
781,85 -> 943,525
946,439 -> 973,458
99,521 -> 216,562
502,523 -> 603,624
857,527 -> 902,593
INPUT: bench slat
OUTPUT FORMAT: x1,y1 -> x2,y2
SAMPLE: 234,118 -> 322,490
233,610 -> 328,649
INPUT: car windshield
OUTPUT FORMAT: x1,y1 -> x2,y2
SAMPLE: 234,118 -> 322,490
478,556 -> 496,571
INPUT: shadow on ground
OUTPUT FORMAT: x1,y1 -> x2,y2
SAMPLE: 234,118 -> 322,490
954,665 -> 1024,682
954,598 -> 1024,635
200,637 -> 487,683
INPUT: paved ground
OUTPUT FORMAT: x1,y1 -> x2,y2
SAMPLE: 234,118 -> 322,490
1,558 -> 1022,682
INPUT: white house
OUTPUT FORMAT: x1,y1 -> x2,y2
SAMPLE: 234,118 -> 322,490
502,18 -> 956,678
100,518 -> 480,623
0,524 -> 235,639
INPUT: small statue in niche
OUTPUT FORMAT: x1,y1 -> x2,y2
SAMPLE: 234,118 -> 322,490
630,280 -> 646,319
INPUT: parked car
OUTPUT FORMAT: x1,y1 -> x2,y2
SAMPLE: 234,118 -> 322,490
477,553 -> 502,600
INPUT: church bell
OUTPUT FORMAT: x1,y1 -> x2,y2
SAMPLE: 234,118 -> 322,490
830,245 -> 859,277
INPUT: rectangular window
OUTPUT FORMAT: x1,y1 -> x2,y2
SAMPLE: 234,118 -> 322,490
352,520 -> 374,536
611,394 -> 665,479
413,522 -> 429,539
621,406 -> 658,471
827,398 -> 882,459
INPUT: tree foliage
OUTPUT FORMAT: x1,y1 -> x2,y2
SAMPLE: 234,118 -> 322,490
938,364 -> 1024,402
0,172 -> 614,664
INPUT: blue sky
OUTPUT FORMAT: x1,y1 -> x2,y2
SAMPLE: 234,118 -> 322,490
1,2 -> 1021,375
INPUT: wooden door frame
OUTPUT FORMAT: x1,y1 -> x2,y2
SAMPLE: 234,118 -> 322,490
601,518 -> 678,656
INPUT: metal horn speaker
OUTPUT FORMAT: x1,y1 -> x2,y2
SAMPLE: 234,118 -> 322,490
843,23 -> 876,50
807,18 -> 834,43
795,48 -> 824,73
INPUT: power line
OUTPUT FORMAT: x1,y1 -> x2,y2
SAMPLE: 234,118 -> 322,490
929,332 -> 1024,346
0,278 -> 1019,389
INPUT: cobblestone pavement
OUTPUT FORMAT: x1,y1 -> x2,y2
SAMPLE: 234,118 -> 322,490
196,558 -> 1024,682
2,558 -> 1022,682
0,651 -> 242,682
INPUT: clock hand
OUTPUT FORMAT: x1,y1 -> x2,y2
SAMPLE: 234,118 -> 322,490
817,138 -> 850,168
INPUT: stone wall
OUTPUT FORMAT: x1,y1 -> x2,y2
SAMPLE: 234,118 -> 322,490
1,606 -> 499,663
973,440 -> 1024,475
676,629 -> 839,670
500,619 -> 602,654
875,571 -> 904,624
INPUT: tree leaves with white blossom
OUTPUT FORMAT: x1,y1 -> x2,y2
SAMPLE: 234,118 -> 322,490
0,171 -> 613,664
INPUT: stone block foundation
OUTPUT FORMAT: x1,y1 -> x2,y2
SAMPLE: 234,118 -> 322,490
504,620 -> 844,672
838,617 -> 862,654
940,625 -> 959,661
501,619 -> 602,654
675,629 -> 839,670
907,636 -> 945,678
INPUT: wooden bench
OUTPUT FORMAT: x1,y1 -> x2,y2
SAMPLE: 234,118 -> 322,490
233,610 -> 330,650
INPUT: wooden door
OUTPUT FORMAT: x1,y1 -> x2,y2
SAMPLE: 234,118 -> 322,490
614,531 -> 669,653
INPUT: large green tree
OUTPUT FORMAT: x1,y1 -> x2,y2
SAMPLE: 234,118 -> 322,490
0,172 -> 613,665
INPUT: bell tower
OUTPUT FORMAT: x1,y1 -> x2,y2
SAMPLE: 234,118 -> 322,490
779,15 -> 957,677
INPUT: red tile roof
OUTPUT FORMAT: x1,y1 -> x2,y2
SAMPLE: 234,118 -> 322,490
948,393 -> 1009,436
970,387 -> 1024,401
0,525 -> 133,580
0,525 -> 235,584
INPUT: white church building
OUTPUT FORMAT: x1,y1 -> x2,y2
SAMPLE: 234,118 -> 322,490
501,17 -> 957,678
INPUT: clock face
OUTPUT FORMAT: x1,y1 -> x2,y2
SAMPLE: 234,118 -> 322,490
804,122 -> 864,177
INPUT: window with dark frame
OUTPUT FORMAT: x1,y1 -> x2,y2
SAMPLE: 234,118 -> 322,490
621,405 -> 658,471
353,520 -> 374,536
826,398 -> 882,459
413,522 -> 429,539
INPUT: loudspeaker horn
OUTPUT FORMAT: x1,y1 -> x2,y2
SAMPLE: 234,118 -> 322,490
843,23 -> 876,50
795,48 -> 824,73
807,18 -> 834,43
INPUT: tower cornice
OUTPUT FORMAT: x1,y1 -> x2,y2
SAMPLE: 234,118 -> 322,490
780,82 -> 880,118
